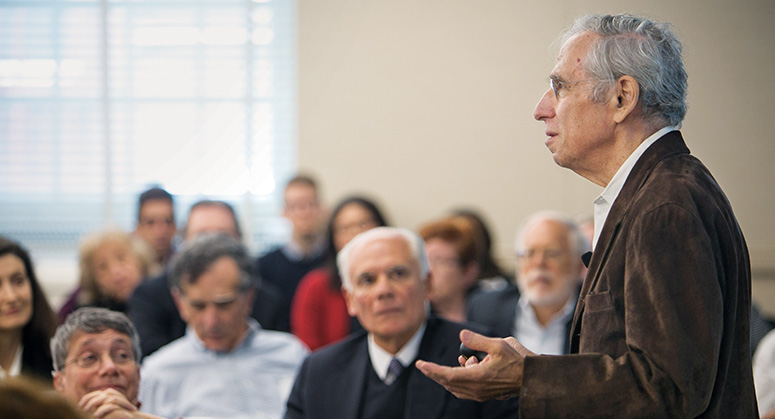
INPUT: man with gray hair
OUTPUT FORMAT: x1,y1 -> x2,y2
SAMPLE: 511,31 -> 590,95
467,211 -> 588,355
418,14 -> 756,417
139,232 -> 308,419
51,307 -> 163,419
284,227 -> 517,419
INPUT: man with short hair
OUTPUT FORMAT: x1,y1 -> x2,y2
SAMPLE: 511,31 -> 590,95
129,200 -> 287,358
284,227 -> 517,419
51,307 -> 163,419
134,187 -> 176,266
140,233 -> 308,418
468,212 -> 588,355
418,14 -> 757,417
258,175 -> 328,326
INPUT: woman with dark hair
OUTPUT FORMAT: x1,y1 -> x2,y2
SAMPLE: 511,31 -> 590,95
450,208 -> 513,290
0,236 -> 58,383
291,196 -> 389,350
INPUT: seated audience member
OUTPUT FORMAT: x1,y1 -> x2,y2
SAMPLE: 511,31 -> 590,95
467,211 -> 588,355
0,377 -> 89,419
284,227 -> 518,419
418,217 -> 480,323
51,307 -> 163,419
754,328 -> 775,419
134,186 -> 177,266
259,175 -> 328,325
450,209 -> 513,290
129,200 -> 287,358
59,229 -> 159,322
292,196 -> 388,350
140,233 -> 308,418
0,237 -> 58,383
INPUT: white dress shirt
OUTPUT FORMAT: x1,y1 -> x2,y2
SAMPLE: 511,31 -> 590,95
367,322 -> 426,382
593,126 -> 679,250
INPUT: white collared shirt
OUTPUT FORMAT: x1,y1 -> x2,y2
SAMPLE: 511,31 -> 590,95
513,297 -> 575,355
592,126 -> 679,250
368,322 -> 427,382
0,344 -> 23,380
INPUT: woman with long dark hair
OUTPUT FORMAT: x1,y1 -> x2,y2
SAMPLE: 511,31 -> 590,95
290,196 -> 389,350
0,236 -> 58,383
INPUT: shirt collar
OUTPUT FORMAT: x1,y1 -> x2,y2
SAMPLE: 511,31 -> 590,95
516,293 -> 576,328
592,125 -> 679,249
0,344 -> 23,379
367,322 -> 427,381
187,317 -> 261,354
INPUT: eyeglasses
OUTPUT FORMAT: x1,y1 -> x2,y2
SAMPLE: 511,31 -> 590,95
334,219 -> 377,236
65,349 -> 136,370
549,78 -> 604,99
516,248 -> 567,262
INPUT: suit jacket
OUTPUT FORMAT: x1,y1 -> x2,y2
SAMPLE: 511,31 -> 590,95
520,131 -> 757,417
129,270 -> 288,358
467,284 -> 574,354
284,316 -> 517,419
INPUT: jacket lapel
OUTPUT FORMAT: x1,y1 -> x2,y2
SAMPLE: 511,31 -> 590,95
405,319 -> 449,419
569,131 -> 690,352
328,337 -> 370,419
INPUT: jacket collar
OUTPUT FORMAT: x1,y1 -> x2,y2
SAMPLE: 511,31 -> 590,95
570,131 -> 690,352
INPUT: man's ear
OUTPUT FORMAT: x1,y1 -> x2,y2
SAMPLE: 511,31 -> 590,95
423,271 -> 433,297
342,287 -> 358,317
613,75 -> 640,123
172,287 -> 189,322
52,371 -> 64,393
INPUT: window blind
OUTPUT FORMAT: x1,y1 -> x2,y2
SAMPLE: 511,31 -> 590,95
0,0 -> 297,259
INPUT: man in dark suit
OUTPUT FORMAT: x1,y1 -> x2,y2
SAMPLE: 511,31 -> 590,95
284,227 -> 517,419
467,212 -> 587,355
417,14 -> 757,418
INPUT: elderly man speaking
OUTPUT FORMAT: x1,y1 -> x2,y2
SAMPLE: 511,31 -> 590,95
284,227 -> 517,419
417,13 -> 757,418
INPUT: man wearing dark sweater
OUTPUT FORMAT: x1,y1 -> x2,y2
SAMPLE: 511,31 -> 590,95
258,175 -> 328,326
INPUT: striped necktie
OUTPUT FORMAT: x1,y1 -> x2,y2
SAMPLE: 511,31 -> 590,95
385,358 -> 404,385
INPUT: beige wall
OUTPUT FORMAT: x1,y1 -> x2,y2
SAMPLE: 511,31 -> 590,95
298,1 -> 775,312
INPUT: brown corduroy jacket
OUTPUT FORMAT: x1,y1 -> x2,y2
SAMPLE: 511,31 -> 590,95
520,131 -> 758,418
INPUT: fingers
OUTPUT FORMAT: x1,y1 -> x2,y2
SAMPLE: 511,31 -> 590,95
79,389 -> 138,416
459,329 -> 506,358
503,336 -> 535,357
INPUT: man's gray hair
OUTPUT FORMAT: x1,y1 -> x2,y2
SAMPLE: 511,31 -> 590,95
337,227 -> 429,292
559,14 -> 687,127
51,307 -> 141,372
169,232 -> 256,292
515,211 -> 590,257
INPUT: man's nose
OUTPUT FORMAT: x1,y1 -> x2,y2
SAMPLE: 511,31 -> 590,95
202,305 -> 220,328
96,353 -> 120,375
373,275 -> 394,298
533,89 -> 556,121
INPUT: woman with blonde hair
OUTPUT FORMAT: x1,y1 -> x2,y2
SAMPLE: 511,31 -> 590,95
58,229 -> 159,322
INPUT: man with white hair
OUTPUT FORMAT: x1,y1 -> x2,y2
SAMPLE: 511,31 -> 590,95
467,211 -> 588,355
284,227 -> 517,419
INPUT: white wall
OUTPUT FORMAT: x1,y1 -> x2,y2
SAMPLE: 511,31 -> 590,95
298,1 -> 775,312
